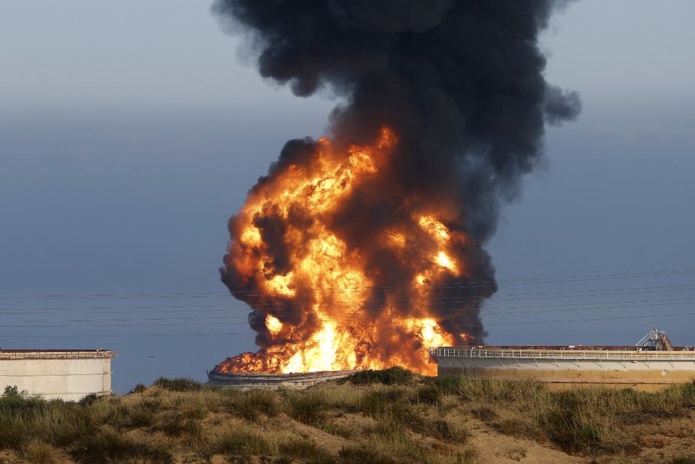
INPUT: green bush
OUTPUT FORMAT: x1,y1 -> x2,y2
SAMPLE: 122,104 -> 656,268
152,377 -> 205,392
427,376 -> 465,395
347,367 -> 413,386
4,385 -> 21,397
0,415 -> 28,449
414,384 -> 441,405
78,393 -> 100,407
129,383 -> 148,394
0,396 -> 52,449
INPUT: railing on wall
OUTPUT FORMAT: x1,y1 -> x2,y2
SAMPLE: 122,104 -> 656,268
429,347 -> 695,362
0,350 -> 116,360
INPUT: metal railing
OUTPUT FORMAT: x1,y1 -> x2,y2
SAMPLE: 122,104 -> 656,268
0,350 -> 116,360
429,347 -> 695,362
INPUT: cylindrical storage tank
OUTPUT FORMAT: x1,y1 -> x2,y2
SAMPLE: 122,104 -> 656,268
0,349 -> 116,401
430,346 -> 695,389
207,369 -> 357,389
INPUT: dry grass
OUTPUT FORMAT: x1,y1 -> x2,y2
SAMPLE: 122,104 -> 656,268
22,441 -> 61,464
0,371 -> 694,462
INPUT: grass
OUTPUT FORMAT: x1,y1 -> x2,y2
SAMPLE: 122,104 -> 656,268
672,456 -> 695,464
338,446 -> 397,464
286,389 -> 329,425
227,388 -> 280,420
71,427 -> 173,463
279,439 -> 334,463
0,373 -> 694,462
22,440 -> 61,464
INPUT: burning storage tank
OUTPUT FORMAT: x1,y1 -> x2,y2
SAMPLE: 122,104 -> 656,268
0,349 -> 116,401
430,327 -> 695,389
207,369 -> 357,389
210,0 -> 580,376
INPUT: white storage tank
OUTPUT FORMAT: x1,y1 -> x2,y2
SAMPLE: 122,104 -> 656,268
0,349 -> 116,401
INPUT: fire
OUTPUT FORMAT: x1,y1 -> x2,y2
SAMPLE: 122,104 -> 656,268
217,127 -> 488,376
265,314 -> 283,335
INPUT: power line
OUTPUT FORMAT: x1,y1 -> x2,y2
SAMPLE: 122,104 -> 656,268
2,307 -> 695,335
2,281 -> 695,316
2,267 -> 695,301
1,297 -> 694,330
0,332 -> 243,339
2,292 -> 695,323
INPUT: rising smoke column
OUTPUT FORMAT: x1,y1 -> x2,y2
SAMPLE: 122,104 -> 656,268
213,0 -> 580,373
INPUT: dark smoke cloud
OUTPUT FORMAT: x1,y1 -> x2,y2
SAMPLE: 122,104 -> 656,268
214,0 -> 580,347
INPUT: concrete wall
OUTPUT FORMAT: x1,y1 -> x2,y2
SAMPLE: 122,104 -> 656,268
0,350 -> 116,401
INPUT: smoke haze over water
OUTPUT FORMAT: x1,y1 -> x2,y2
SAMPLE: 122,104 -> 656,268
213,0 -> 580,367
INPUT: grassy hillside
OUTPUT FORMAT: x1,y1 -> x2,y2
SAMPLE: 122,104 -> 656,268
1,368 -> 695,463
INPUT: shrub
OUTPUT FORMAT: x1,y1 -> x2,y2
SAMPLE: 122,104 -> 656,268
347,367 -> 413,386
152,377 -> 205,392
0,395 -> 47,449
279,439 -> 334,463
286,391 -> 328,425
427,376 -> 465,396
359,389 -> 405,417
78,393 -> 99,407
537,395 -> 610,454
229,389 -> 280,421
22,440 -> 60,464
680,380 -> 695,397
414,385 -> 441,405
0,393 -> 45,417
0,416 -> 28,449
125,398 -> 161,427
211,431 -> 272,456
4,385 -> 21,397
129,383 -> 148,394
71,428 -> 172,463
157,413 -> 202,438
39,401 -> 92,447
385,402 -> 425,432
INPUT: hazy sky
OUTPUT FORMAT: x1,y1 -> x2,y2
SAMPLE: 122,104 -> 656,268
1,1 -> 694,392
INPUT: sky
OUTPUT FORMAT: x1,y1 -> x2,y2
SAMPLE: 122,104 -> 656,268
1,0 -> 694,393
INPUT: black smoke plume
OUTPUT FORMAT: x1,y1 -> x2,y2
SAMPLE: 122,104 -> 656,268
214,0 -> 580,351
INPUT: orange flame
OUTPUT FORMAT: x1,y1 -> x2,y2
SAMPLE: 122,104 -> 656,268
217,128 -> 478,375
